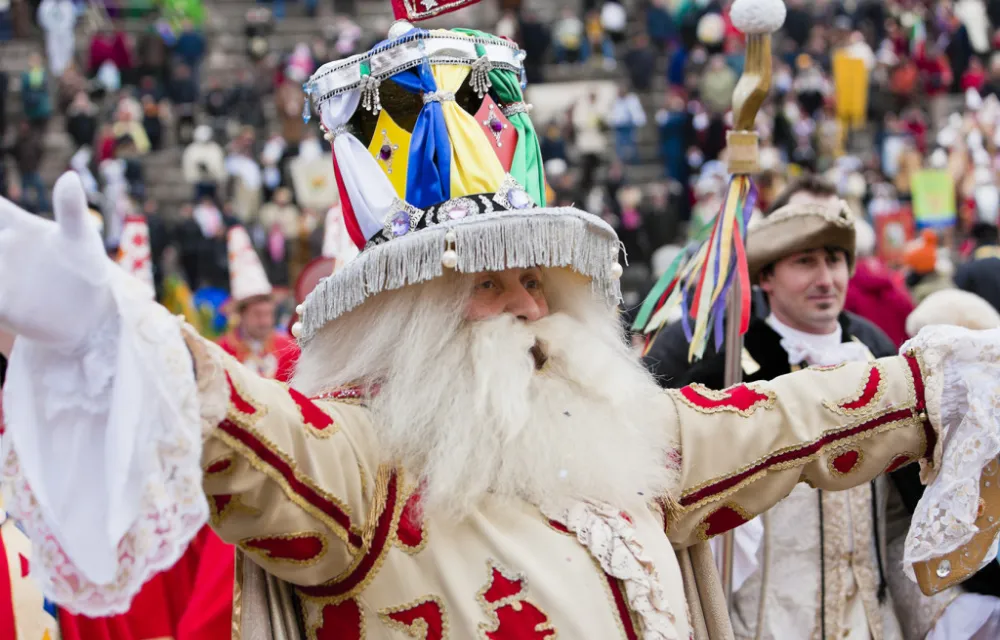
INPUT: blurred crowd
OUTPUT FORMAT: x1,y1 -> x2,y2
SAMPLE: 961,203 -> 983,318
2,0 -> 1000,335
0,0 -> 369,306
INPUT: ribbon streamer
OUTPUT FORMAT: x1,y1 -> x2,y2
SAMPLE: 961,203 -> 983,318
634,176 -> 757,361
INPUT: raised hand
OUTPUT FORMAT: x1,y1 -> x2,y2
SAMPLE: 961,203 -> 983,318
0,172 -> 115,352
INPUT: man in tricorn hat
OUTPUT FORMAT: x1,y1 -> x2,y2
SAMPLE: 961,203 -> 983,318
1,12 -> 999,640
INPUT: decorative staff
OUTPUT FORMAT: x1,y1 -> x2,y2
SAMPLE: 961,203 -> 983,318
632,0 -> 786,608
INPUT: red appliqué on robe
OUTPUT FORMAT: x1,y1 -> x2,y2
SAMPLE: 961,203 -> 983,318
478,561 -> 556,639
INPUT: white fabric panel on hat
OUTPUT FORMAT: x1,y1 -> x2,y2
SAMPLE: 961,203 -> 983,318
319,92 -> 397,243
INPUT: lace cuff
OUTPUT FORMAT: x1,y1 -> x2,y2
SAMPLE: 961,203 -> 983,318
901,326 -> 1000,581
1,269 -> 209,616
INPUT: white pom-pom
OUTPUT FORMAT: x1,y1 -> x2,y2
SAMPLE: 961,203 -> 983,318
730,0 -> 787,34
295,304 -> 305,316
611,262 -> 624,279
388,19 -> 414,39
291,322 -> 303,338
441,250 -> 459,269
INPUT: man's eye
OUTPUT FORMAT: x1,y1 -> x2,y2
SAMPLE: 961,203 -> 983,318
476,280 -> 496,290
524,278 -> 541,290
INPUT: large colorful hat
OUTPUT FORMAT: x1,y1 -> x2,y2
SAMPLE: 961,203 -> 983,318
228,225 -> 274,304
116,214 -> 154,290
294,23 -> 621,342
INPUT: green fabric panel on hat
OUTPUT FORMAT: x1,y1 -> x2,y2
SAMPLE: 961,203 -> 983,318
360,60 -> 371,77
452,28 -> 546,207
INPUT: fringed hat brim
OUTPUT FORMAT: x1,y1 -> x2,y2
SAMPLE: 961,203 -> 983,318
298,208 -> 621,343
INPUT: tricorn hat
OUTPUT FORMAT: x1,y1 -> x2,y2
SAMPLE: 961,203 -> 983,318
746,199 -> 856,283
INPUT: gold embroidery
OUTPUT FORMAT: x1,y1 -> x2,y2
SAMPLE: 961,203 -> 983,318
298,465 -> 402,607
233,550 -> 244,640
680,408 -> 918,513
209,493 -> 262,527
591,558 -> 633,640
396,479 -> 430,555
476,559 -> 558,639
239,531 -> 330,566
216,361 -> 363,549
695,502 -> 754,541
377,595 -> 450,639
827,447 -> 865,477
822,362 -> 887,416
204,454 -> 237,477
673,382 -> 777,417
300,595 -> 366,640
213,428 -> 362,551
298,399 -> 340,440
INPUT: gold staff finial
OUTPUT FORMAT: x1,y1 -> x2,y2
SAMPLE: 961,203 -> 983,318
727,0 -> 786,176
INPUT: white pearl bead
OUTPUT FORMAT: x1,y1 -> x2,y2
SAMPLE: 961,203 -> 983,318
295,304 -> 305,316
291,322 -> 303,338
444,230 -> 457,244
441,249 -> 459,269
611,262 -> 624,279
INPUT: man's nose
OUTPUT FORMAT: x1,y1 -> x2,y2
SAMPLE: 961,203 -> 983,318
505,286 -> 545,322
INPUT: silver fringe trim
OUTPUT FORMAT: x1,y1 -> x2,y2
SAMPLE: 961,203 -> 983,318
470,55 -> 494,98
422,90 -> 456,104
299,208 -> 622,344
359,75 -> 382,113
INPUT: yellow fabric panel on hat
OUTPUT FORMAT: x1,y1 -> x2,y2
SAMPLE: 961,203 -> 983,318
430,64 -> 507,199
366,109 -> 412,200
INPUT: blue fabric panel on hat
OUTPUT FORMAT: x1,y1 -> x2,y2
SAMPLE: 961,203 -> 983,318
390,62 -> 452,208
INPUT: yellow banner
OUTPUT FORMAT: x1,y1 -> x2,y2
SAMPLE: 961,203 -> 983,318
833,51 -> 869,130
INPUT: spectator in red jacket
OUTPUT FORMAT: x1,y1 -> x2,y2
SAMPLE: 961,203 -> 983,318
845,219 -> 915,348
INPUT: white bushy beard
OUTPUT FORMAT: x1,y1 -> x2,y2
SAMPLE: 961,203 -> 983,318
293,272 -> 678,518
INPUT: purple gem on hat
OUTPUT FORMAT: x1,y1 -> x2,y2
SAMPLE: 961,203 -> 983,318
444,203 -> 468,220
507,188 -> 532,209
391,211 -> 411,236
489,117 -> 504,133
379,144 -> 393,161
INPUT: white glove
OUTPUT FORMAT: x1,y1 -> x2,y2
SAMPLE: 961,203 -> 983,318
0,173 -> 115,352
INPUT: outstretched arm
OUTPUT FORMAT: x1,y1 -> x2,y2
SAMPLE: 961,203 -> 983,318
0,174 -> 383,617
665,327 -> 1000,596
665,353 -> 934,546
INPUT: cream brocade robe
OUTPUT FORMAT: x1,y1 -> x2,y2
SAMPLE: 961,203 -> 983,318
184,331 -> 939,640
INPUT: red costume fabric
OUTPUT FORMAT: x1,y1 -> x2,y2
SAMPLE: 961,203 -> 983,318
218,330 -> 299,382
845,256 -> 915,348
59,527 -> 234,640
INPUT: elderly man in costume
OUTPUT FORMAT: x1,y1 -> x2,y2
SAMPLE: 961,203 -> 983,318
644,176 -> 907,639
1,4 -> 1000,639
217,226 -> 299,382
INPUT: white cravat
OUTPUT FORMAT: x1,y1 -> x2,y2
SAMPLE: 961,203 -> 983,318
765,314 -> 871,367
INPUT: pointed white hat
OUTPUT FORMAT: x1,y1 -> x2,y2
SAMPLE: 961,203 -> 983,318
116,214 -> 154,291
228,225 -> 273,304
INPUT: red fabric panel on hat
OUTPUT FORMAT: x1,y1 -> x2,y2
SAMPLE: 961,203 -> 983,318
332,155 -> 366,251
473,96 -> 518,173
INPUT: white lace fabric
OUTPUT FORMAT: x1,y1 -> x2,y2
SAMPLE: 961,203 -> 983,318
1,267 -> 213,616
902,326 -> 1000,581
543,499 -> 681,640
